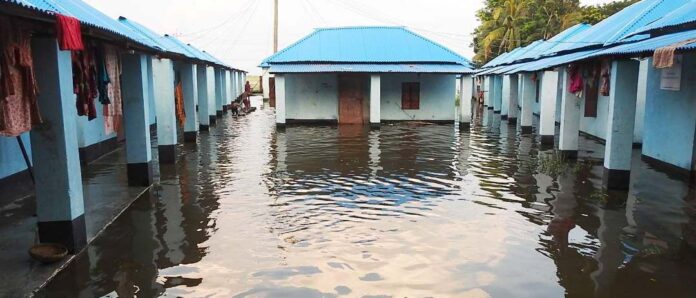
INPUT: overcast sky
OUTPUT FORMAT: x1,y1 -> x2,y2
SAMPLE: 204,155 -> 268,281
85,0 -> 615,74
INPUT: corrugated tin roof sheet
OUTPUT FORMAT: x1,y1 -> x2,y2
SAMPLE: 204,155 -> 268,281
268,63 -> 474,74
2,0 -> 157,50
592,28 -> 696,56
549,0 -> 689,54
118,17 -> 192,57
262,26 -> 472,67
507,50 -> 599,73
628,1 -> 696,37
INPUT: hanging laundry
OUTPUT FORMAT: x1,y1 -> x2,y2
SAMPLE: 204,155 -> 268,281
653,38 -> 696,69
55,14 -> 84,51
175,81 -> 186,125
72,44 -> 98,120
0,17 -> 42,137
96,46 -> 110,105
567,64 -> 583,97
599,59 -> 611,96
103,45 -> 122,135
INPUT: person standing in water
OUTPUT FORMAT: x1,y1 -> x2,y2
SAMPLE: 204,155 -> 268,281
243,81 -> 252,112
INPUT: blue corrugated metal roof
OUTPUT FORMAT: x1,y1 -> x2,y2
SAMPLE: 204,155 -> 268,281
118,17 -> 192,57
506,50 -> 599,73
262,26 -> 472,67
268,63 -> 474,74
481,51 -> 511,68
2,0 -> 158,50
490,40 -> 544,67
549,0 -> 689,55
628,1 -> 696,37
593,28 -> 696,56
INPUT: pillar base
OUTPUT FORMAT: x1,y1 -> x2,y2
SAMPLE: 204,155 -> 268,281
216,111 -> 223,117
158,145 -> 177,164
127,161 -> 154,187
501,115 -> 508,120
37,214 -> 86,254
276,123 -> 286,132
506,117 -> 517,125
223,106 -> 228,113
184,131 -> 197,143
494,110 -> 501,114
459,122 -> 470,132
559,150 -> 578,160
487,106 -> 494,110
209,116 -> 217,126
602,167 -> 631,190
520,126 -> 533,134
370,122 -> 381,130
540,135 -> 554,145
199,125 -> 210,132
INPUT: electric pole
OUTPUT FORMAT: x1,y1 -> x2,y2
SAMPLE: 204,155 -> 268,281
273,0 -> 279,53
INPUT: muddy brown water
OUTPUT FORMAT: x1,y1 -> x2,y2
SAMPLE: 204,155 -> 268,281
37,104 -> 696,297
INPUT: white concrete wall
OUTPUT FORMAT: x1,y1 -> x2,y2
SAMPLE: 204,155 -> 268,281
285,73 -> 339,120
283,73 -> 455,122
380,73 -> 456,121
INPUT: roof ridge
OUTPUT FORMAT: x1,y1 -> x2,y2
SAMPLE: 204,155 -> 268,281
401,27 -> 471,65
315,25 -> 406,31
608,0 -> 665,43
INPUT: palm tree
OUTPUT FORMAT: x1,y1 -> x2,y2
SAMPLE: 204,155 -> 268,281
481,0 -> 527,59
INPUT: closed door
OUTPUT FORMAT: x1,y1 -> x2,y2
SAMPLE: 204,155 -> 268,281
269,77 -> 276,107
338,75 -> 364,124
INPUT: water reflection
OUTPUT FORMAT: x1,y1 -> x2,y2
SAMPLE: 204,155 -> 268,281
38,102 -> 696,297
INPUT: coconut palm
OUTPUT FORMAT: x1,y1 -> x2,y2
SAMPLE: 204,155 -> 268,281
481,0 -> 527,60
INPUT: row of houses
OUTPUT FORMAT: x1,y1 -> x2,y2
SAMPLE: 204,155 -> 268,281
474,0 -> 696,190
0,0 -> 246,253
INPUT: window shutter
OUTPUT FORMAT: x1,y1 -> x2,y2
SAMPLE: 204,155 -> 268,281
411,83 -> 420,109
402,83 -> 411,109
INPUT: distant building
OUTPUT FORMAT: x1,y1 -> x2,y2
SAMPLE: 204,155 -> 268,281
260,26 -> 474,126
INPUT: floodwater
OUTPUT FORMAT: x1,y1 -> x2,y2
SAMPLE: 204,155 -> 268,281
38,102 -> 696,298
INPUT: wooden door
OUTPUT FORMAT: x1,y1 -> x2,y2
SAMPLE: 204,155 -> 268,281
338,75 -> 364,124
269,77 -> 276,108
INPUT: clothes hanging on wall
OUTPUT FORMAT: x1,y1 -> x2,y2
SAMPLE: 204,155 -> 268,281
175,81 -> 185,125
72,44 -> 98,120
96,46 -> 110,105
599,59 -> 611,96
55,14 -> 84,51
0,17 -> 41,137
103,45 -> 122,135
567,64 -> 583,97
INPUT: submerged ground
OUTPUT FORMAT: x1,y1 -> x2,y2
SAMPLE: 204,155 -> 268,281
34,99 -> 696,297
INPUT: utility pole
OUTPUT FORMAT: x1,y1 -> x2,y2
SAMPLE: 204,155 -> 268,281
273,0 -> 279,53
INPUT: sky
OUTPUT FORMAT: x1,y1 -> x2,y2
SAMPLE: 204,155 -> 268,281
84,0 -> 616,74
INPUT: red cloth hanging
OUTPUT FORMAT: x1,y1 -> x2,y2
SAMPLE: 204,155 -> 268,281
567,65 -> 583,95
56,14 -> 84,51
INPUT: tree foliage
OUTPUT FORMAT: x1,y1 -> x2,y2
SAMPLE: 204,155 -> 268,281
472,0 -> 639,65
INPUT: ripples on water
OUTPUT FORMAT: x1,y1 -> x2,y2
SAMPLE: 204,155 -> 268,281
38,103 -> 696,298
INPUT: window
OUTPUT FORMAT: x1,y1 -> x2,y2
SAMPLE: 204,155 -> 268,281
402,82 -> 420,110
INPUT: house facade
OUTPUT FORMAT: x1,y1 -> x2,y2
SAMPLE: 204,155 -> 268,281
260,26 -> 474,126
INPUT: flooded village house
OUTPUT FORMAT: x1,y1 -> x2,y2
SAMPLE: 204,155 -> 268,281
474,0 -> 696,190
260,26 -> 475,127
0,0 -> 246,294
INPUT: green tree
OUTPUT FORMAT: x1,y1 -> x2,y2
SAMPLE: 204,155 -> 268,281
472,0 -> 639,65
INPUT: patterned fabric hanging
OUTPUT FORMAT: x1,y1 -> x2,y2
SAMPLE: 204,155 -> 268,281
175,81 -> 186,125
0,17 -> 41,137
103,45 -> 122,135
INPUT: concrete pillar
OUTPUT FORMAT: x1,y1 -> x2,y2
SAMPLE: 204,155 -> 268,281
539,70 -> 560,145
370,74 -> 381,128
225,70 -> 232,109
206,66 -> 217,125
484,76 -> 492,109
603,60 -> 640,190
152,58 -> 177,164
146,57 -> 156,127
520,72 -> 536,133
459,75 -> 473,131
220,70 -> 228,113
196,64 -> 211,130
262,68 -> 271,99
501,75 -> 510,119
214,68 -> 223,116
504,74 -> 519,124
276,74 -> 286,127
492,75 -> 502,113
559,66 -> 581,159
181,63 -> 198,143
122,54 -> 154,187
30,38 -> 86,253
